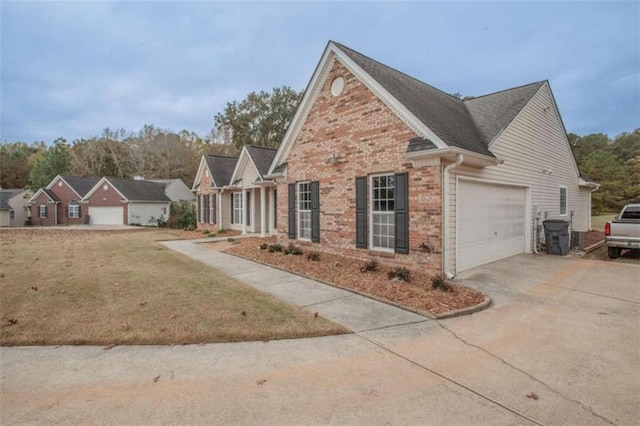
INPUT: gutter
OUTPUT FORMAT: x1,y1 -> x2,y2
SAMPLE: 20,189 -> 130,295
443,153 -> 464,279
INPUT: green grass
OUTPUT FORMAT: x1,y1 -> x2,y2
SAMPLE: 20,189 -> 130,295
591,214 -> 617,231
0,229 -> 347,346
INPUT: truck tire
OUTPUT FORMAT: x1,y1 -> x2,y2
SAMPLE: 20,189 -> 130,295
608,247 -> 621,259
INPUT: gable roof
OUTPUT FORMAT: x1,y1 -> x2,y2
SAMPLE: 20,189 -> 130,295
48,175 -> 100,198
0,189 -> 23,210
464,81 -> 546,145
245,145 -> 277,176
333,42 -> 492,157
84,177 -> 170,202
204,155 -> 239,187
28,188 -> 60,204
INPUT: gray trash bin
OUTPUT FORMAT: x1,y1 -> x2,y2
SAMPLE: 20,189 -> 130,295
544,220 -> 570,255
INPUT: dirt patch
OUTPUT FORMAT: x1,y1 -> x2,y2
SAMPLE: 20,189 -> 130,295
582,230 -> 604,248
583,245 -> 640,263
207,238 -> 486,316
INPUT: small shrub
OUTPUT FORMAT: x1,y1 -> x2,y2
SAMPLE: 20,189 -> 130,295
259,243 -> 269,250
217,228 -> 227,234
431,275 -> 453,292
268,243 -> 284,253
307,251 -> 320,261
388,266 -> 411,282
24,219 -> 32,226
203,230 -> 211,236
284,243 -> 303,255
227,237 -> 236,242
360,260 -> 378,273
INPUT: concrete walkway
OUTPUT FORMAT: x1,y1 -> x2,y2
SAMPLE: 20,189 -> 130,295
160,238 -> 428,332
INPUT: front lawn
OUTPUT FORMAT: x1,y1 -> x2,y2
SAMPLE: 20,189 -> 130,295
591,214 -> 616,231
0,229 -> 347,346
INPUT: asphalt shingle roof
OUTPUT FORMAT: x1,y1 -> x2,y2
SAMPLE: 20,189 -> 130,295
59,175 -> 100,197
42,189 -> 60,202
0,189 -> 22,210
204,155 -> 238,187
464,82 -> 545,144
333,42 -> 493,157
106,178 -> 171,202
246,145 -> 277,176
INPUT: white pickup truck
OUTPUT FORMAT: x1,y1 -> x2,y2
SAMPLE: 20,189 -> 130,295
605,204 -> 640,259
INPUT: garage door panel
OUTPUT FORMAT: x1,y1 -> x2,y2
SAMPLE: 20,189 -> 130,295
89,207 -> 124,225
458,181 -> 526,272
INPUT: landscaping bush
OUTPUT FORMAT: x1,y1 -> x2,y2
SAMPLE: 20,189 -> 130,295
284,243 -> 303,255
259,243 -> 269,250
169,200 -> 196,230
360,260 -> 378,273
268,243 -> 284,253
388,266 -> 411,282
431,274 -> 453,292
307,251 -> 320,261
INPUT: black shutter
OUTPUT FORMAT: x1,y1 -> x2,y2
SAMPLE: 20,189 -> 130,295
273,190 -> 277,228
78,205 -> 82,217
230,194 -> 234,224
66,206 -> 69,218
311,181 -> 320,243
394,172 -> 409,254
44,205 -> 48,218
246,192 -> 251,226
197,196 -> 201,223
212,194 -> 217,224
288,183 -> 295,239
356,177 -> 367,249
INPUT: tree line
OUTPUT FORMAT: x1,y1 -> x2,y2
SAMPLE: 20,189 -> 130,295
0,84 -> 637,215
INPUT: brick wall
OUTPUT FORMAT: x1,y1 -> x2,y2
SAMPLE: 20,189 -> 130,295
85,183 -> 128,224
47,180 -> 88,225
195,172 -> 221,231
30,192 -> 57,226
276,59 -> 443,274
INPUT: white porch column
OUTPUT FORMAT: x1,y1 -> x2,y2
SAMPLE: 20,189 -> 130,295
269,188 -> 275,235
260,186 -> 266,237
241,189 -> 247,235
218,191 -> 223,229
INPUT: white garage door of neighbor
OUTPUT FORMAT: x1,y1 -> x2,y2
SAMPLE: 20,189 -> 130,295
89,207 -> 124,225
457,180 -> 526,272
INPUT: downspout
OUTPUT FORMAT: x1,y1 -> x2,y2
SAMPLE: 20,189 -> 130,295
443,154 -> 464,279
588,185 -> 600,231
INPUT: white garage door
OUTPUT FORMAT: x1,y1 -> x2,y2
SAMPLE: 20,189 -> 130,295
457,180 -> 527,272
89,207 -> 124,225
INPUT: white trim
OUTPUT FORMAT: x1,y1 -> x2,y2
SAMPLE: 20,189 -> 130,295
193,156 -> 215,190
46,175 -> 82,199
559,185 -> 568,217
454,176 -> 532,274
28,188 -> 56,204
404,146 -> 499,168
39,204 -> 47,219
369,172 -> 395,253
229,146 -> 264,188
68,200 -> 80,219
269,42 -> 450,175
82,177 -> 128,201
297,181 -> 312,241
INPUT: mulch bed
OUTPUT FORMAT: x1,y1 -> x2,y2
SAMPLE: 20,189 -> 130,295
582,230 -> 604,249
210,238 -> 486,316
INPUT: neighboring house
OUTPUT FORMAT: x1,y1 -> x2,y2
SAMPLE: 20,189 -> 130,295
0,189 -> 31,227
83,177 -> 171,225
192,154 -> 238,231
192,146 -> 278,235
29,175 -> 99,226
266,41 -> 595,276
148,178 -> 196,203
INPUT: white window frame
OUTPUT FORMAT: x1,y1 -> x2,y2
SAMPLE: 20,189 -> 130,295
209,194 -> 215,224
39,204 -> 47,218
199,195 -> 205,223
10,210 -> 15,220
559,186 -> 568,216
233,192 -> 243,225
68,201 -> 80,219
297,181 -> 311,241
369,173 -> 395,252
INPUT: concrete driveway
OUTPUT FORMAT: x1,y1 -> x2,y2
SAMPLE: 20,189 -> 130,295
1,254 -> 638,425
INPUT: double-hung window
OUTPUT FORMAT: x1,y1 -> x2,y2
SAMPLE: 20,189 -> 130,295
560,186 -> 567,216
68,201 -> 80,218
39,204 -> 47,218
298,182 -> 311,240
233,193 -> 243,225
371,174 -> 395,250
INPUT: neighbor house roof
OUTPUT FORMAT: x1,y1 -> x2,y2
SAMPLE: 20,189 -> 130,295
245,145 -> 277,176
204,155 -> 238,187
54,175 -> 100,197
464,81 -> 546,145
104,178 -> 171,202
333,42 -> 493,157
0,189 -> 22,210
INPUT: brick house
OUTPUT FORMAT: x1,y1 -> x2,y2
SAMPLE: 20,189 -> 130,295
192,145 -> 277,235
265,41 -> 596,276
29,175 -> 99,226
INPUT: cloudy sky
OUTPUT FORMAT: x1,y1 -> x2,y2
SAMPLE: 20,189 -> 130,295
1,1 -> 638,144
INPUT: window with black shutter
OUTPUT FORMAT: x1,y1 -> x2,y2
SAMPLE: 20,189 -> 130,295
355,177 -> 367,249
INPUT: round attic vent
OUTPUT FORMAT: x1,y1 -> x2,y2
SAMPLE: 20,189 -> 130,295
331,77 -> 344,97
103,184 -> 108,191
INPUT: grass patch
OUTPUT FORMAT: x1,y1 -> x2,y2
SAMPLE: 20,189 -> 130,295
591,214 -> 617,231
0,229 -> 347,346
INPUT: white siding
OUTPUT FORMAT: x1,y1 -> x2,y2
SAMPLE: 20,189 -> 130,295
128,202 -> 170,226
0,211 -> 9,227
240,159 -> 260,185
448,83 -> 587,273
221,192 -> 233,230
164,180 -> 196,202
